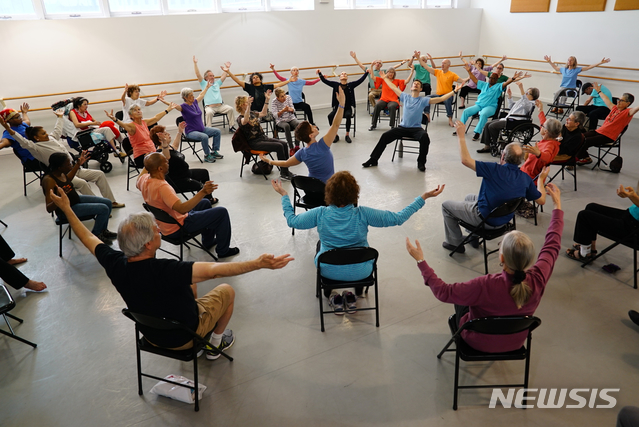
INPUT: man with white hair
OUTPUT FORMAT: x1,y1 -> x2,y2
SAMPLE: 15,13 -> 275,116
193,56 -> 236,132
441,121 -> 548,253
49,186 -> 293,358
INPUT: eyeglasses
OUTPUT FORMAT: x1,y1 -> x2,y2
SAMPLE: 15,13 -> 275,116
619,98 -> 630,103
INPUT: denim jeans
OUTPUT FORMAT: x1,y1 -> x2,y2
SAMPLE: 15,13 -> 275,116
168,200 -> 232,255
187,127 -> 221,156
57,195 -> 112,234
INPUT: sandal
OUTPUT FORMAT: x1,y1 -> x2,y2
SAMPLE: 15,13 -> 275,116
566,248 -> 594,262
572,244 -> 597,256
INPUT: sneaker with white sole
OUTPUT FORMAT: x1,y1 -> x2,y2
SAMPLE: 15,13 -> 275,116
206,329 -> 235,360
329,293 -> 345,315
342,291 -> 357,314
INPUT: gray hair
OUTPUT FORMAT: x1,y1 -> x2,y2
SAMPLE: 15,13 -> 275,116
501,230 -> 536,308
503,142 -> 525,165
529,88 -> 540,100
117,212 -> 156,257
544,118 -> 562,139
180,87 -> 194,101
571,111 -> 586,128
128,104 -> 141,116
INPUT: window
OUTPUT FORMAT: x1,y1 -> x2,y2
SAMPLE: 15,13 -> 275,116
426,0 -> 451,8
0,0 -> 37,18
109,0 -> 162,14
220,0 -> 263,11
393,0 -> 422,7
166,0 -> 216,12
334,0 -> 351,8
269,0 -> 313,10
42,0 -> 103,16
354,0 -> 387,8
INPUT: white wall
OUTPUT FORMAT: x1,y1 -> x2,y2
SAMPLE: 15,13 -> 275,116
472,0 -> 639,104
0,3 -> 483,131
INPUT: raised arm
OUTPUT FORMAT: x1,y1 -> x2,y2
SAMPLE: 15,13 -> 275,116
459,51 -> 469,66
380,70 -> 403,97
322,86 -> 346,146
106,109 -> 136,134
241,98 -> 252,125
593,82 -> 615,109
221,63 -> 245,88
536,100 -> 547,126
259,153 -> 301,169
196,81 -> 212,103
193,56 -> 204,82
404,63 -> 415,83
258,90 -> 273,118
617,184 -> 639,207
464,63 -> 478,85
273,79 -> 289,89
454,120 -> 475,171
581,57 -> 611,72
491,55 -> 507,68
269,64 -> 288,82
415,51 -> 436,74
429,84 -> 463,104
543,55 -> 561,73
388,58 -> 408,71
121,84 -> 128,105
191,252 -> 293,284
49,186 -> 103,254
172,121 -> 185,150
350,51 -> 367,73
535,167 -> 548,206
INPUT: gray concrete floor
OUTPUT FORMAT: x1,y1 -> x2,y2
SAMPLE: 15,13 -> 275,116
1,105 -> 638,426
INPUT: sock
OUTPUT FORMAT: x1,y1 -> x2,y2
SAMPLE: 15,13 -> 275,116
580,244 -> 592,258
210,332 -> 223,348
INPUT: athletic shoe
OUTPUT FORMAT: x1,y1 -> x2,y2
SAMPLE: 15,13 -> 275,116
329,294 -> 345,315
345,135 -> 352,143
204,154 -> 216,163
472,133 -> 480,141
334,134 -> 339,142
477,147 -> 491,153
576,157 -> 592,166
417,162 -> 426,172
212,151 -> 224,159
102,229 -> 118,239
96,231 -> 114,245
368,126 -> 376,131
629,310 -> 639,327
112,202 -> 126,209
362,159 -> 378,168
217,247 -> 240,258
206,329 -> 235,360
442,241 -> 465,254
342,291 -> 357,314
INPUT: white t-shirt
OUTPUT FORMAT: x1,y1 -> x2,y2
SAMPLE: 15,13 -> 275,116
122,97 -> 147,123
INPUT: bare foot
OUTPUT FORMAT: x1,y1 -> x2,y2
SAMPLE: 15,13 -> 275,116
24,280 -> 47,291
448,120 -> 455,127
7,257 -> 27,266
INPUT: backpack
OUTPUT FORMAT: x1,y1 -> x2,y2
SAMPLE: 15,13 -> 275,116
252,160 -> 273,175
609,156 -> 623,173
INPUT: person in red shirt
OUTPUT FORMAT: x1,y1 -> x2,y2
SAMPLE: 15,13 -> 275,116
369,63 -> 414,131
576,83 -> 638,165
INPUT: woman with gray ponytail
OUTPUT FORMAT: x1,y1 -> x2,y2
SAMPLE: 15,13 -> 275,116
406,183 -> 563,353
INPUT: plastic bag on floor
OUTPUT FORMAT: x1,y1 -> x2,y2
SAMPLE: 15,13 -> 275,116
150,374 -> 206,404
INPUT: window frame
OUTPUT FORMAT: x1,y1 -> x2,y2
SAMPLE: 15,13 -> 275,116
41,0 -> 107,19
107,0 -> 165,17
163,0 -> 217,15
219,0 -> 264,12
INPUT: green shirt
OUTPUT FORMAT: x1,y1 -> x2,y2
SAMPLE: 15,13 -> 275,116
413,63 -> 431,84
488,72 -> 509,83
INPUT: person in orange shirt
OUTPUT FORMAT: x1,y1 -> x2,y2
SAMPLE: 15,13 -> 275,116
368,62 -> 414,131
415,51 -> 466,127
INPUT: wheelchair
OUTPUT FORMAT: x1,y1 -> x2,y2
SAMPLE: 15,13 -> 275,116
67,129 -> 122,173
489,114 -> 540,157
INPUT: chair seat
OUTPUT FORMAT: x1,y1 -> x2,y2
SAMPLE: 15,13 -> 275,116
319,274 -> 375,291
551,154 -> 572,164
458,220 -> 512,240
139,336 -> 196,362
55,214 -> 97,226
456,338 -> 528,361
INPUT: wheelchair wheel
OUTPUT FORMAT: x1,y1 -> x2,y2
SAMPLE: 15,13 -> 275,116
508,122 -> 540,146
100,161 -> 113,173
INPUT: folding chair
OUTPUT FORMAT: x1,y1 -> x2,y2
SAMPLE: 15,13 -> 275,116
0,284 -> 37,348
449,197 -> 524,274
591,125 -> 627,171
122,308 -> 233,412
580,227 -> 639,289
54,213 -> 98,257
239,150 -> 276,180
201,100 -> 228,130
122,137 -> 140,191
377,104 -> 400,128
391,135 -> 421,162
176,117 -> 204,163
316,247 -> 379,332
437,314 -> 542,410
465,93 -> 505,135
547,135 -> 585,191
142,203 -> 218,261
546,88 -> 579,121
291,176 -> 326,235
22,161 -> 47,197
432,91 -> 459,119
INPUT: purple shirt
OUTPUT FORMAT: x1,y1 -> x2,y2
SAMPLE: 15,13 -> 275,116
180,102 -> 204,134
418,209 -> 563,353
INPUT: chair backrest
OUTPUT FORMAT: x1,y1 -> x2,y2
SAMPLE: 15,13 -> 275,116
292,176 -> 326,195
459,315 -> 541,336
0,284 -> 16,313
616,125 -> 629,143
176,116 -> 185,127
318,247 -> 379,266
121,137 -> 133,155
115,110 -> 124,121
143,202 -> 180,226
486,197 -> 524,220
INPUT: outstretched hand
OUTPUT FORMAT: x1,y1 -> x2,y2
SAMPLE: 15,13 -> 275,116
535,99 -> 544,111
421,184 -> 445,200
336,86 -> 346,106
546,183 -> 561,209
522,143 -> 541,157
349,51 -> 357,59
20,103 -> 29,114
257,253 -> 295,270
544,55 -> 552,62
104,109 -> 116,121
50,186 -> 71,210
271,179 -> 287,196
601,57 -> 611,64
265,89 -> 272,100
617,185 -> 637,199
405,238 -> 425,262
454,120 -> 466,135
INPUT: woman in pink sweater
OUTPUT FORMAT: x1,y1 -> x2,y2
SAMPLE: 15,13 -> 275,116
406,183 -> 563,353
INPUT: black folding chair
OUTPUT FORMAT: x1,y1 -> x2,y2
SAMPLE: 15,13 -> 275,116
580,227 -> 639,289
122,308 -> 233,412
54,213 -> 98,257
142,203 -> 217,261
316,247 -> 379,332
449,197 -> 524,274
437,314 -> 542,410
291,176 -> 326,235
0,284 -> 37,348
22,160 -> 47,196
176,117 -> 204,163
591,125 -> 627,171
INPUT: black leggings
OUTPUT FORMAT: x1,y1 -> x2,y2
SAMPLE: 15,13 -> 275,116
576,130 -> 614,159
294,102 -> 315,125
328,106 -> 353,132
0,235 -> 29,290
573,203 -> 639,245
